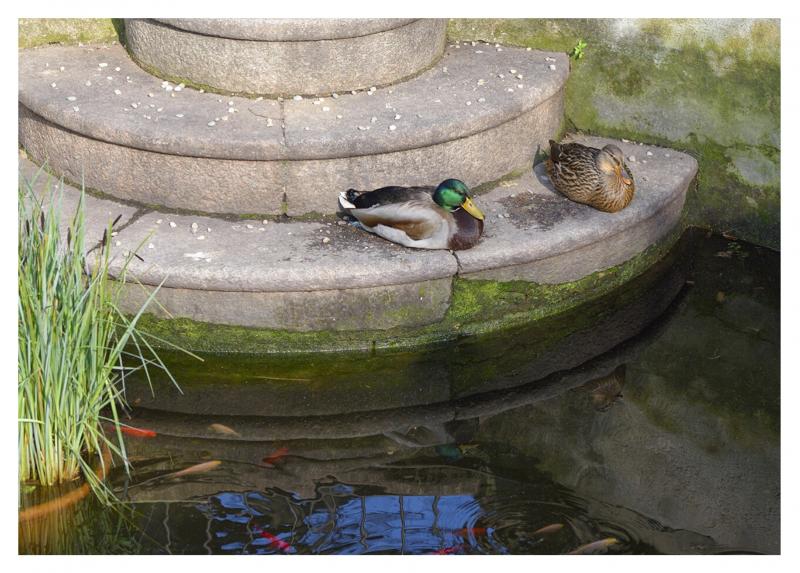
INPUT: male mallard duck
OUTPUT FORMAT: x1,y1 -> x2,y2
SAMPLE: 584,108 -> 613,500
546,140 -> 635,213
338,179 -> 485,250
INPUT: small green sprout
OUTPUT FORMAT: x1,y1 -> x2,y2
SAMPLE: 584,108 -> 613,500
570,39 -> 588,60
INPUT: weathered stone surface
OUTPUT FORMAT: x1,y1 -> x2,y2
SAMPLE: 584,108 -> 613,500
19,97 -> 563,215
18,155 -> 138,245
19,43 -> 567,215
125,18 -> 447,96
117,277 -> 453,331
456,136 -> 697,282
282,45 -> 569,159
281,93 -> 563,215
19,105 -> 287,214
18,45 -> 285,161
107,211 -> 457,292
107,207 -> 457,331
155,18 -> 417,41
19,43 -> 567,161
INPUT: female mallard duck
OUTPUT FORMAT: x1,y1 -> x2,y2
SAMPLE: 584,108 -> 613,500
546,140 -> 635,213
338,179 -> 485,250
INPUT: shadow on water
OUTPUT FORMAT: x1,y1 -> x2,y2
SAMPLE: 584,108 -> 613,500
19,229 -> 779,554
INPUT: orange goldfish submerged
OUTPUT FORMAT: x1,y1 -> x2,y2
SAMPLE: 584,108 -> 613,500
165,460 -> 222,480
262,447 -> 289,466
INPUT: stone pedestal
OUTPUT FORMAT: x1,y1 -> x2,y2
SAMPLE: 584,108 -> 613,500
125,18 -> 447,96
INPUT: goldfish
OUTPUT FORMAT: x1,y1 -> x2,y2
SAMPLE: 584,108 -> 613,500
165,460 -> 222,480
20,445 -> 111,523
105,424 -> 157,438
533,523 -> 565,536
432,545 -> 463,555
208,423 -> 241,437
262,447 -> 289,466
257,530 -> 294,553
568,537 -> 619,555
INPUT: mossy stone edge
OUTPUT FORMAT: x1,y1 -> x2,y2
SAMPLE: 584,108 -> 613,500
133,223 -> 684,355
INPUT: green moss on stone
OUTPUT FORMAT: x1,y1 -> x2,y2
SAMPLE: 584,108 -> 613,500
446,225 -> 682,335
18,19 -> 121,49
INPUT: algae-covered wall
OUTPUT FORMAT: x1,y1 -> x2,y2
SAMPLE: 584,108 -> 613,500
448,19 -> 780,249
18,18 -> 780,248
18,18 -> 122,48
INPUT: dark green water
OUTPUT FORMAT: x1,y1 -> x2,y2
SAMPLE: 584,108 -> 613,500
19,230 -> 779,555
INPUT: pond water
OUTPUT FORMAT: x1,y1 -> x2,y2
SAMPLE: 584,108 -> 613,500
19,229 -> 780,555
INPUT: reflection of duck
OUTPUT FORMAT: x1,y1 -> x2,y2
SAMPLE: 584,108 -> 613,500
546,140 -> 635,212
579,364 -> 626,411
338,179 -> 485,250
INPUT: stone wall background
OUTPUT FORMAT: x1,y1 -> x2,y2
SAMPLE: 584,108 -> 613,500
18,18 -> 780,249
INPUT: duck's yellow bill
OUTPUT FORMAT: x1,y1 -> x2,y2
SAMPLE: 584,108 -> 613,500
461,196 -> 485,220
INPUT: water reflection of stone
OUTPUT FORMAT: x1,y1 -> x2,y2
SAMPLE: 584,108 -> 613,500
111,232 -> 778,554
475,234 -> 780,554
122,235 -> 688,419
120,253 -> 689,503
116,265 -> 702,554
123,249 -> 688,443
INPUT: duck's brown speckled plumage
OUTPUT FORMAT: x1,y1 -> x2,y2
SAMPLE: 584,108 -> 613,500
546,140 -> 635,213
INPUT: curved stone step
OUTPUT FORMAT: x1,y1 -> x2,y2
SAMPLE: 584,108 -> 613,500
125,18 -> 447,96
19,42 -> 568,216
19,135 -> 696,349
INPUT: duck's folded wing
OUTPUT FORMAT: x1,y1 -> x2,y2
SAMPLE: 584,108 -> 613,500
350,200 -> 444,240
352,186 -> 434,208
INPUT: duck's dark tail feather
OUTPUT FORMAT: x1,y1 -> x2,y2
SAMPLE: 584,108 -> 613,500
345,189 -> 361,203
548,139 -> 561,163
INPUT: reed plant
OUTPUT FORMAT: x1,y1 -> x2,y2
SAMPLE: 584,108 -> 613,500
18,167 -> 184,503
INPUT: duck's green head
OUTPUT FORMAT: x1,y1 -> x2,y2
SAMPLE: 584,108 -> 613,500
433,179 -> 485,220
